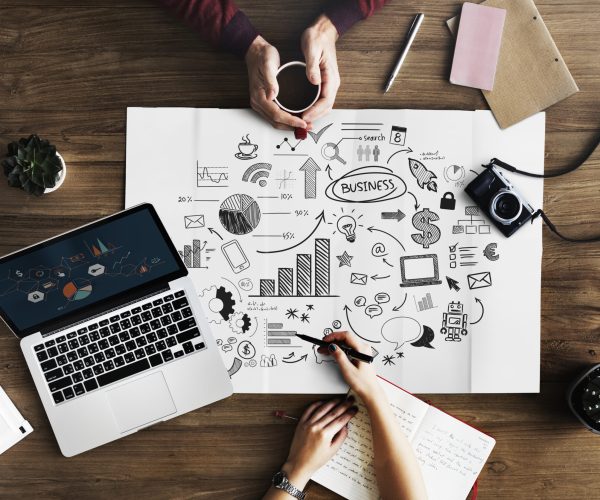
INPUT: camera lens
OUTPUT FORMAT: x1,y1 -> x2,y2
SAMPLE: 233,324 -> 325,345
490,189 -> 522,224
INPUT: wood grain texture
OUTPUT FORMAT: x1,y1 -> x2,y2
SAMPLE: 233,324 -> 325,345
0,0 -> 599,498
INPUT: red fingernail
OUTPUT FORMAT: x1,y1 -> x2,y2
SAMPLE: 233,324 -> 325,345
294,127 -> 307,140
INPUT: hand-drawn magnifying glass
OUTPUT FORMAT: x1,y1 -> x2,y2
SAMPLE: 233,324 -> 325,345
321,142 -> 346,165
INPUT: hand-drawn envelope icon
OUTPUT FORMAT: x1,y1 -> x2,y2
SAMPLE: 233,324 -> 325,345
467,271 -> 492,290
184,215 -> 205,228
350,273 -> 368,285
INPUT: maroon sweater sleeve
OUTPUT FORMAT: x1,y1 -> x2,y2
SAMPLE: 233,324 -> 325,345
157,0 -> 259,58
324,0 -> 389,36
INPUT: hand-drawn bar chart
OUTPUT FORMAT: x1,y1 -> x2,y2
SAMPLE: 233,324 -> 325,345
253,239 -> 336,297
177,239 -> 212,269
265,322 -> 300,348
415,292 -> 436,311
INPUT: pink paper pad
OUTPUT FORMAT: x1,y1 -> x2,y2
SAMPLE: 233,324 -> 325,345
450,2 -> 506,91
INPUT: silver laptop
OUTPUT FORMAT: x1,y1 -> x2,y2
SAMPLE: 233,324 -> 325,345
0,204 -> 232,456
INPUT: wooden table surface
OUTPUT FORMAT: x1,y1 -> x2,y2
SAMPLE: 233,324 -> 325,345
1,0 -> 599,498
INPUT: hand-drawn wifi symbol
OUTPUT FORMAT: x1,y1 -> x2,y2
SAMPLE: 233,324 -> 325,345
242,163 -> 272,187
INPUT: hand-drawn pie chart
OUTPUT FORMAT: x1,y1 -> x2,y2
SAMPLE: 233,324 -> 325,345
219,194 -> 261,235
63,279 -> 93,301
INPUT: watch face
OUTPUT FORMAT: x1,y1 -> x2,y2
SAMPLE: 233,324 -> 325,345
273,471 -> 285,486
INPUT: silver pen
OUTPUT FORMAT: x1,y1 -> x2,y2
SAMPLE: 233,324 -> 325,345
384,13 -> 425,93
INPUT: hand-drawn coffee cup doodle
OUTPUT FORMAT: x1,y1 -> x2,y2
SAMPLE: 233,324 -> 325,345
325,166 -> 407,204
365,304 -> 383,319
375,292 -> 390,304
354,296 -> 367,307
235,134 -> 258,160
410,325 -> 435,349
381,317 -> 421,350
238,278 -> 253,291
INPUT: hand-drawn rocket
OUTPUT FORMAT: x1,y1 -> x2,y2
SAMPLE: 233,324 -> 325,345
408,158 -> 437,192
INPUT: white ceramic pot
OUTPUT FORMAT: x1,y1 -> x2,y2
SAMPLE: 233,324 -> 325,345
44,152 -> 66,194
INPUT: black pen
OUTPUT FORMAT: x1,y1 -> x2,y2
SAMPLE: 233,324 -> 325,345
296,334 -> 374,364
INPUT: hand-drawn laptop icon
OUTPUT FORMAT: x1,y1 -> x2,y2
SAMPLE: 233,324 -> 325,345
400,254 -> 442,287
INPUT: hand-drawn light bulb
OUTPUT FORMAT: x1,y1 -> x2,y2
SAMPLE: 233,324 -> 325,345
337,215 -> 357,243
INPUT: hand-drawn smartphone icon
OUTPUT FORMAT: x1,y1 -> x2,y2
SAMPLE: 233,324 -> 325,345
221,240 -> 250,274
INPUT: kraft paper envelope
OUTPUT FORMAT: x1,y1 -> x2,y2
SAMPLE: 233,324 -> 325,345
448,0 -> 578,128
184,215 -> 204,228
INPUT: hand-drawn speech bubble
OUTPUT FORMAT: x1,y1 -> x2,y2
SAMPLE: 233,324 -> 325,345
325,166 -> 407,203
381,317 -> 421,350
375,292 -> 390,304
365,304 -> 383,319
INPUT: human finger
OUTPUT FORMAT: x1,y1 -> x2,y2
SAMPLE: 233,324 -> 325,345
299,400 -> 325,423
314,396 -> 355,427
324,406 -> 358,436
323,331 -> 371,354
308,398 -> 342,424
302,40 -> 322,85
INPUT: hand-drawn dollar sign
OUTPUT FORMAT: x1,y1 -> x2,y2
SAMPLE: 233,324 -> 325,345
411,208 -> 441,249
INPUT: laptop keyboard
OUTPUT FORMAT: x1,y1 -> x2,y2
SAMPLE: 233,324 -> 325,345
32,290 -> 206,405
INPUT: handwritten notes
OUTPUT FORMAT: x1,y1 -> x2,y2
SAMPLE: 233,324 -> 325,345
311,378 -> 495,500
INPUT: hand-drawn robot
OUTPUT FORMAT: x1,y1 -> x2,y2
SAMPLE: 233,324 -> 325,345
441,301 -> 468,342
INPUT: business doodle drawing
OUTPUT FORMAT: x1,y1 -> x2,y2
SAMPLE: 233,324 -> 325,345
126,108 -> 545,394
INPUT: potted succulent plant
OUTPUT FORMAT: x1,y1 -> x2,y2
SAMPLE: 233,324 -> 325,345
2,134 -> 66,196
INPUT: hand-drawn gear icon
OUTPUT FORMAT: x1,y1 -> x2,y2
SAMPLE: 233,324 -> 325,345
229,312 -> 252,334
199,285 -> 236,323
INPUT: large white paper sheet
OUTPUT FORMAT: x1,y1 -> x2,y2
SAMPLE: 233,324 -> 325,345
126,108 -> 543,393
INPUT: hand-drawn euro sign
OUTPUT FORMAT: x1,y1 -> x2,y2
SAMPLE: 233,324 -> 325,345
325,166 -> 407,203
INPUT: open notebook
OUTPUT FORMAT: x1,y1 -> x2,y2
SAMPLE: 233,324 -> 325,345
312,377 -> 495,500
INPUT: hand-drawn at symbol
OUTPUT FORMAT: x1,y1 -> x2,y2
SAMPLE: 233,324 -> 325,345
337,251 -> 354,267
371,242 -> 387,257
444,164 -> 465,184
354,296 -> 366,307
238,278 -> 253,291
235,134 -> 258,159
221,240 -> 250,274
299,157 -> 321,199
381,209 -> 405,222
382,354 -> 396,366
260,354 -> 278,367
453,206 -> 491,234
242,163 -> 272,187
276,137 -> 302,151
411,325 -> 435,348
440,192 -> 456,210
306,304 -> 314,311
326,165 -> 408,203
365,304 -> 383,319
483,243 -> 499,261
381,316 -> 421,350
285,308 -> 299,320
229,312 -> 252,334
282,352 -> 308,364
88,264 -> 105,277
411,208 -> 441,248
314,345 -> 335,364
321,142 -> 346,165
219,194 -> 261,235
409,158 -> 437,192
332,320 -> 342,330
399,254 -> 442,287
414,292 -> 436,312
308,122 -> 333,143
28,291 -> 44,303
446,276 -> 460,291
200,285 -> 236,323
184,215 -> 205,229
237,340 -> 255,359
227,357 -> 243,377
275,169 -> 296,189
467,272 -> 492,290
246,359 -> 257,368
389,125 -> 407,146
350,273 -> 368,285
196,162 -> 229,187
375,292 -> 390,304
442,301 -> 468,342
300,313 -> 310,323
337,215 -> 357,242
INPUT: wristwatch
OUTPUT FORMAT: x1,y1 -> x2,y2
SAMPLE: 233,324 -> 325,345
272,471 -> 306,499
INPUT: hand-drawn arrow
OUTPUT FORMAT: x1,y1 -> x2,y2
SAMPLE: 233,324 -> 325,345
386,147 -> 414,164
383,258 -> 394,267
370,274 -> 390,281
299,158 -> 321,199
257,211 -> 326,254
208,227 -> 223,240
343,305 -> 381,343
470,298 -> 485,325
283,354 -> 308,364
392,293 -> 408,311
325,164 -> 334,181
406,191 -> 420,210
381,209 -> 406,222
367,226 -> 406,251
283,352 -> 294,360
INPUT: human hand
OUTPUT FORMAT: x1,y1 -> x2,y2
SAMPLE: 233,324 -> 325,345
282,398 -> 358,487
318,331 -> 383,404
300,14 -> 340,124
245,36 -> 308,131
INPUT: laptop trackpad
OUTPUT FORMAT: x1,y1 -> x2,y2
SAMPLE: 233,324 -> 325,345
107,371 -> 176,433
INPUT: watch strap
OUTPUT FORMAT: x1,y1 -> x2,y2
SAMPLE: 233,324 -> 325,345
273,472 -> 306,500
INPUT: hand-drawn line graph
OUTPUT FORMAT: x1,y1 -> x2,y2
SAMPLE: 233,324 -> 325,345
196,161 -> 229,187
275,169 -> 296,189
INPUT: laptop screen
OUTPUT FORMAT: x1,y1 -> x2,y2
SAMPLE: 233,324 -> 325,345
403,255 -> 437,281
0,204 -> 186,338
